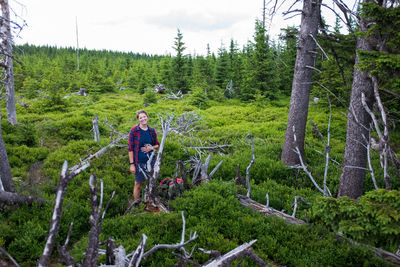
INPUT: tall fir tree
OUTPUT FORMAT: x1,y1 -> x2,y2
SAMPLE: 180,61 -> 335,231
172,29 -> 188,93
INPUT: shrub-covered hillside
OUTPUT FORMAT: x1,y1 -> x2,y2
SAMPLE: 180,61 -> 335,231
1,87 -> 400,266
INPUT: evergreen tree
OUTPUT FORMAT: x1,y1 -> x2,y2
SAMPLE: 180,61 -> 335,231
172,29 -> 188,93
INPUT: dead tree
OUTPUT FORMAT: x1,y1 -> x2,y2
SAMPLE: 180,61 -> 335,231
188,152 -> 223,186
281,0 -> 322,166
142,114 -> 174,211
83,175 -> 115,266
92,115 -> 100,142
39,135 -> 127,267
245,134 -> 255,198
0,112 -> 14,193
0,0 -> 17,125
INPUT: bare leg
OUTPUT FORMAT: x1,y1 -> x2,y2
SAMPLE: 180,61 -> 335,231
134,181 -> 142,201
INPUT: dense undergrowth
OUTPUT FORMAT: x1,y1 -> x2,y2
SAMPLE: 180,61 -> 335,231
1,90 -> 400,266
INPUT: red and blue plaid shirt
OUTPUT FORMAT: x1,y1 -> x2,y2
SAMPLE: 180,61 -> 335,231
128,124 -> 159,167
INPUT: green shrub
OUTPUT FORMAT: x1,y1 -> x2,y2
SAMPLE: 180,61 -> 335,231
311,189 -> 400,251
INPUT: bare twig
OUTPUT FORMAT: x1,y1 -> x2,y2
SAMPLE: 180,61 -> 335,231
246,134 -> 255,198
0,247 -> 20,267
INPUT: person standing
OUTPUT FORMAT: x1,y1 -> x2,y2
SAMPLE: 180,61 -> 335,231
128,110 -> 159,206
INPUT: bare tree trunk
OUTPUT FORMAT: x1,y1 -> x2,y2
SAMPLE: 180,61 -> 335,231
0,113 -> 15,192
0,0 -> 17,125
93,115 -> 100,142
338,0 -> 375,199
281,0 -> 321,166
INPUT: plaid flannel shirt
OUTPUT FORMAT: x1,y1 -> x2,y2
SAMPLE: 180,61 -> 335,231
128,124 -> 159,167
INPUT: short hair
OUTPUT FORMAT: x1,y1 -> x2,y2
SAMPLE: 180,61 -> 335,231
136,109 -> 148,119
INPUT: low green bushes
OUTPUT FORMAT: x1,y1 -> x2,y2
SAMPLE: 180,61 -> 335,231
311,189 -> 400,252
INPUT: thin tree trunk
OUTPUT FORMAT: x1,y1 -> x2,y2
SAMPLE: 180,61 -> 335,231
0,112 -> 15,192
0,0 -> 17,125
281,0 -> 321,166
338,0 -> 375,199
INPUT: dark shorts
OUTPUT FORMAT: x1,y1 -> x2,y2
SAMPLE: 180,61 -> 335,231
134,158 -> 155,183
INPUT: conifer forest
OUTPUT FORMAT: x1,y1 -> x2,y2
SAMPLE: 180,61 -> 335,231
0,0 -> 400,266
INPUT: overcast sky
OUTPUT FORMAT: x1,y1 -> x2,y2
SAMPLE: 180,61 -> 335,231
11,0 -> 356,56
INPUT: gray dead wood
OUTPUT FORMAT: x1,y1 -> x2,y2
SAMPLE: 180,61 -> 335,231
0,190 -> 44,205
237,194 -> 306,225
1,0 -> 17,125
245,134 -> 255,198
0,247 -> 20,267
93,115 -> 100,142
201,240 -> 267,267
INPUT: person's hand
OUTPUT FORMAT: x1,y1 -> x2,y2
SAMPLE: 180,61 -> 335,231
141,145 -> 153,153
130,164 -> 136,174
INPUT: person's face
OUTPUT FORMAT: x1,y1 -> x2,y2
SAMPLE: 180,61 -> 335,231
138,113 -> 148,125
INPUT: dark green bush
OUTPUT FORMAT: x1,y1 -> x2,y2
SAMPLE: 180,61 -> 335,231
311,189 -> 400,251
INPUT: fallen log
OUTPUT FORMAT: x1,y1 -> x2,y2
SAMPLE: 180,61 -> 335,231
237,194 -> 306,225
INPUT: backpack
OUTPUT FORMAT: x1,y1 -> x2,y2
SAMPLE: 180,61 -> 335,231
159,177 -> 184,199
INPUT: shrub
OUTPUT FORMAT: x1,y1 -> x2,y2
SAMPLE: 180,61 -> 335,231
311,189 -> 400,251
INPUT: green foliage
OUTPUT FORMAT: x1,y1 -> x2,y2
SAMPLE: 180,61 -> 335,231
311,189 -> 400,251
143,89 -> 158,104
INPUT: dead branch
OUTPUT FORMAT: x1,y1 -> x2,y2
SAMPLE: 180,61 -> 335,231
201,239 -> 267,267
92,115 -> 100,142
361,91 -> 391,190
143,113 -> 174,211
103,115 -> 125,141
237,194 -> 306,225
0,190 -> 45,205
38,161 -> 72,267
68,134 -> 128,175
83,175 -> 115,266
170,112 -> 204,136
165,90 -> 183,100
245,134 -> 255,198
0,247 -> 20,267
57,222 -> 79,267
362,132 -> 379,190
291,196 -> 309,218
309,33 -> 329,60
291,126 -> 332,197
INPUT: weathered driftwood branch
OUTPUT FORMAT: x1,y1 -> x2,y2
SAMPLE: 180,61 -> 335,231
245,134 -> 255,198
188,144 -> 230,153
